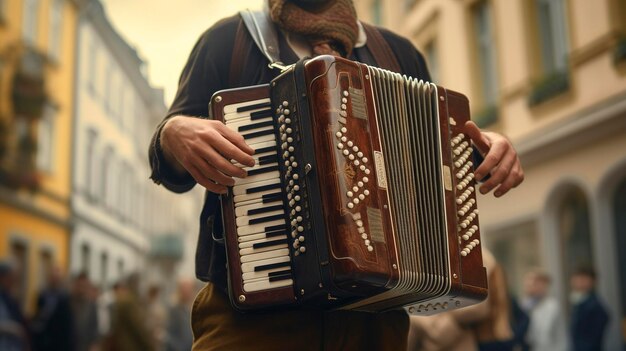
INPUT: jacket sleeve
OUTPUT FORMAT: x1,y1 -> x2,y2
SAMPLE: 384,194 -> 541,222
148,16 -> 239,193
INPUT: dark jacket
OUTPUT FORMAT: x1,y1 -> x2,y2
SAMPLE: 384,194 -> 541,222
570,292 -> 609,351
148,14 -> 432,291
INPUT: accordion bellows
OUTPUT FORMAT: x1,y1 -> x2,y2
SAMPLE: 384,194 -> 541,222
210,55 -> 488,314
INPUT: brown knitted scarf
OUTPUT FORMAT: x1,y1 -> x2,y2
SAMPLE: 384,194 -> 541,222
268,0 -> 359,57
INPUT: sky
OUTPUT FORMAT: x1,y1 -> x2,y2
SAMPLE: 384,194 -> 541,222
101,0 -> 264,105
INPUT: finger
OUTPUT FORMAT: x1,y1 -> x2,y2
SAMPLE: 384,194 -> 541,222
464,121 -> 490,155
186,164 -> 228,194
478,149 -> 516,195
197,144 -> 248,179
216,123 -> 256,156
208,133 -> 256,167
493,162 -> 524,197
473,140 -> 506,182
190,155 -> 236,187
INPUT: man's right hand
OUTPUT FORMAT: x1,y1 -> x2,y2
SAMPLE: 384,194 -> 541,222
160,116 -> 256,194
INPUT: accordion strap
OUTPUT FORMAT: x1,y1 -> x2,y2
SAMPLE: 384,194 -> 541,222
361,23 -> 402,73
240,10 -> 283,67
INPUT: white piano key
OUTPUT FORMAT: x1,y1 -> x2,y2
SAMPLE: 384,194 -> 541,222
233,178 -> 279,196
240,248 -> 290,263
241,255 -> 291,273
235,199 -> 283,217
225,116 -> 273,132
234,187 -> 281,204
243,278 -> 293,293
242,267 -> 291,280
239,241 -> 288,256
234,170 -> 279,186
236,209 -> 284,227
236,219 -> 286,237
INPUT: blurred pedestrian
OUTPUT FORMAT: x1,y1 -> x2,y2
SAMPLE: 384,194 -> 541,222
569,266 -> 609,351
520,269 -> 567,351
70,272 -> 98,351
0,260 -> 29,351
164,280 -> 195,351
146,285 -> 167,351
31,265 -> 74,351
408,250 -> 514,351
107,274 -> 154,351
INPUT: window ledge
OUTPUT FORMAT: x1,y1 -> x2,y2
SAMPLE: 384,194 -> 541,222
528,71 -> 570,107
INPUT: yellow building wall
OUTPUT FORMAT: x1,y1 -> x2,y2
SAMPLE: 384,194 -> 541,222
0,0 -> 78,315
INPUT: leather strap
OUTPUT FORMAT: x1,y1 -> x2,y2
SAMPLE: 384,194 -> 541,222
240,10 -> 282,65
361,22 -> 401,73
229,19 -> 249,87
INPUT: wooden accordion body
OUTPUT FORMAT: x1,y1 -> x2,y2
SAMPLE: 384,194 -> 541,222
210,55 -> 488,315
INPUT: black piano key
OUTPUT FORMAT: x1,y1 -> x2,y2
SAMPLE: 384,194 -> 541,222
262,192 -> 282,203
258,154 -> 278,166
264,224 -> 286,232
248,204 -> 284,216
248,165 -> 279,176
243,128 -> 274,140
265,230 -> 287,238
255,146 -> 276,155
238,120 -> 273,132
250,109 -> 273,120
237,102 -> 271,113
254,261 -> 291,272
269,272 -> 293,282
253,238 -> 288,249
246,182 -> 280,194
249,213 -> 285,225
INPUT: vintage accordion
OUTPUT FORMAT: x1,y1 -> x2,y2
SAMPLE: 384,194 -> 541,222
210,55 -> 488,314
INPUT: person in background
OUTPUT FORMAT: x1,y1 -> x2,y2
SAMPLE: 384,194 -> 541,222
408,250 -> 514,351
31,265 -> 74,351
569,266 -> 609,351
164,280 -> 195,351
0,261 -> 29,351
107,274 -> 154,351
519,269 -> 567,351
145,285 -> 167,351
70,272 -> 99,351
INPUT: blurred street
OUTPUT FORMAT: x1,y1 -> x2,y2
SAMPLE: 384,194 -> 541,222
1,0 -> 625,350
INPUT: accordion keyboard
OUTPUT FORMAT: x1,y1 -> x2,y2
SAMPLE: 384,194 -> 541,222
223,98 -> 294,293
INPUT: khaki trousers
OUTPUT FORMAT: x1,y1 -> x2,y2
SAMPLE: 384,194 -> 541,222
191,283 -> 409,351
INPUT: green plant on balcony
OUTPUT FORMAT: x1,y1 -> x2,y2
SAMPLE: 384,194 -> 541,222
473,105 -> 498,128
613,37 -> 626,65
528,70 -> 570,107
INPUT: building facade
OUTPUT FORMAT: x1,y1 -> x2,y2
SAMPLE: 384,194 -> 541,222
0,0 -> 78,314
356,0 -> 626,349
71,0 -> 200,292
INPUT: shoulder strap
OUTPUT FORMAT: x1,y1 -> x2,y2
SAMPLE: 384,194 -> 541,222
361,22 -> 402,73
229,18 -> 249,87
240,10 -> 282,65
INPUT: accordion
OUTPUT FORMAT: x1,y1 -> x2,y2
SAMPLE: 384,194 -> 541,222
210,55 -> 488,314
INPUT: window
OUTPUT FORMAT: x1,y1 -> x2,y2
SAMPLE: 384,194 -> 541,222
613,177 -> 626,344
100,252 -> 108,288
424,40 -> 439,84
489,221 -> 542,297
81,243 -> 91,276
10,239 -> 29,306
104,63 -> 112,113
84,129 -> 97,199
48,0 -> 63,60
558,188 -> 593,301
0,0 -> 7,24
535,0 -> 569,75
22,0 -> 39,44
99,147 -> 113,203
117,258 -> 124,278
36,103 -> 56,173
87,40 -> 97,93
38,248 -> 53,290
473,1 -> 499,107
371,0 -> 382,25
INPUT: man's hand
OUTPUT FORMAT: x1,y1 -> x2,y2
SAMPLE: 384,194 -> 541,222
160,116 -> 255,194
464,121 -> 524,197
